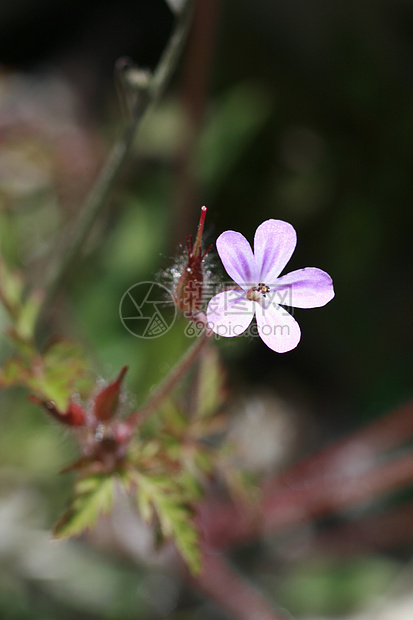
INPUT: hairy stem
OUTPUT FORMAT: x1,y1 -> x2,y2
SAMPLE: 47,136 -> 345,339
136,321 -> 210,423
36,0 -> 194,333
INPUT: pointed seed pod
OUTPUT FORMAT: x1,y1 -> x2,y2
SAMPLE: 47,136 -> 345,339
174,206 -> 211,317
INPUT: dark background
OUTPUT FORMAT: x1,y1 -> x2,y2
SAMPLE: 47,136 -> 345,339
1,0 -> 413,618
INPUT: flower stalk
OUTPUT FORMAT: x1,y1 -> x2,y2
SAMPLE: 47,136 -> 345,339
136,319 -> 211,423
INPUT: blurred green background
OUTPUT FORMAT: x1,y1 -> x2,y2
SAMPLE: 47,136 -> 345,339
1,0 -> 413,618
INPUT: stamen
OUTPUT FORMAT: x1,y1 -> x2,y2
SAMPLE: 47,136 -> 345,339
246,282 -> 270,302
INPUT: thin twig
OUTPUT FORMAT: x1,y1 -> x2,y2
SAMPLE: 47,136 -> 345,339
36,0 -> 194,333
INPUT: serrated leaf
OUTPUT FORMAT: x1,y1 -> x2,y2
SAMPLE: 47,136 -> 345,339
0,338 -> 91,411
155,493 -> 201,574
36,339 -> 92,409
136,479 -> 155,522
176,471 -> 204,501
193,447 -> 214,474
54,474 -> 115,538
0,258 -> 42,343
134,472 -> 201,574
160,398 -> 187,431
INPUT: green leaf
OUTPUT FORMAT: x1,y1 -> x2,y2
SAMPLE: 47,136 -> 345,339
135,476 -> 155,523
0,338 -> 92,410
0,357 -> 31,388
156,495 -> 200,573
134,472 -> 202,574
193,447 -> 215,474
179,471 -> 204,500
160,399 -> 187,431
0,258 -> 42,343
34,339 -> 92,409
0,258 -> 24,314
54,474 -> 116,538
15,291 -> 42,341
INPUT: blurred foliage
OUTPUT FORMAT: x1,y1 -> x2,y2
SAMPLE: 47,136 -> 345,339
53,345 -> 228,576
271,556 -> 400,617
0,249 -> 230,577
1,0 -> 413,618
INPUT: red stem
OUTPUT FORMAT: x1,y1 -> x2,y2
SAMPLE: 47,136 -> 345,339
309,500 -> 413,557
276,399 -> 413,489
189,399 -> 413,619
192,552 -> 288,620
135,325 -> 210,423
263,450 -> 413,531
197,405 -> 413,550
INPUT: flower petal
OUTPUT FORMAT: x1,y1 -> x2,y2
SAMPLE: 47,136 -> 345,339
254,220 -> 297,283
255,302 -> 301,353
273,268 -> 334,308
206,289 -> 255,337
216,231 -> 256,291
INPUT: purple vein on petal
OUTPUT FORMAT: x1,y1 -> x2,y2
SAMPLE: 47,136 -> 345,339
206,289 -> 255,336
254,219 -> 297,284
274,267 -> 335,308
255,302 -> 301,353
216,230 -> 256,290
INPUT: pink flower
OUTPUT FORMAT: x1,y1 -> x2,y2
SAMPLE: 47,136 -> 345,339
206,219 -> 334,353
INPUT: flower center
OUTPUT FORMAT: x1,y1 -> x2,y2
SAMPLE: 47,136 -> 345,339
246,282 -> 270,302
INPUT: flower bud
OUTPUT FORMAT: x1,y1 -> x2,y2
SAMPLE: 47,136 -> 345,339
93,365 -> 128,422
